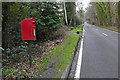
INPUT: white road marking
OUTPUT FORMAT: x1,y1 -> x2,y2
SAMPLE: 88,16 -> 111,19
96,29 -> 98,31
74,28 -> 84,79
103,33 -> 108,36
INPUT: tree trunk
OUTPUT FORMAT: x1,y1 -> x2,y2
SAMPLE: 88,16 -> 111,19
69,17 -> 72,25
74,2 -> 76,27
64,2 -> 68,25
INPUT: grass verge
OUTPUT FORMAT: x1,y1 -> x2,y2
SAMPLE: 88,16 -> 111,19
70,24 -> 84,33
34,33 -> 81,78
98,26 -> 120,33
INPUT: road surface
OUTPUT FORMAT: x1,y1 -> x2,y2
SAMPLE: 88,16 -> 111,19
80,23 -> 118,78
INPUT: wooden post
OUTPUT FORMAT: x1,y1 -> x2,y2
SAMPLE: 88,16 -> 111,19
28,41 -> 32,68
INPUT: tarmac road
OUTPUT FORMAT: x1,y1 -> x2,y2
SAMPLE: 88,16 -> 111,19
80,23 -> 118,78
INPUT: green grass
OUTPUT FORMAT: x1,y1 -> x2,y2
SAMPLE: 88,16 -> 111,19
70,24 -> 84,33
52,34 -> 81,78
98,26 -> 120,33
70,28 -> 83,33
34,33 -> 81,78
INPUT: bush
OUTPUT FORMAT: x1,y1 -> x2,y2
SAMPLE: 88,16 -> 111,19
92,22 -> 95,25
3,68 -> 35,79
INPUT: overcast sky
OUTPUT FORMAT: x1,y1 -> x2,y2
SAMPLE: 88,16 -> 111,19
76,0 -> 91,11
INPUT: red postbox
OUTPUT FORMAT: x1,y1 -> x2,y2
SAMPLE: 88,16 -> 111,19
21,18 -> 36,40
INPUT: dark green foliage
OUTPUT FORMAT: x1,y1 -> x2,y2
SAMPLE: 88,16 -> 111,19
92,22 -> 95,25
3,68 -> 36,79
29,3 -> 61,31
2,2 -> 62,65
29,2 -> 62,41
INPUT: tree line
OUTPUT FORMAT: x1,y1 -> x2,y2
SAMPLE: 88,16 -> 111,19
85,2 -> 119,27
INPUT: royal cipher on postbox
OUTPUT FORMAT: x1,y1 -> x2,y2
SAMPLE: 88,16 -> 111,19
21,18 -> 36,40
